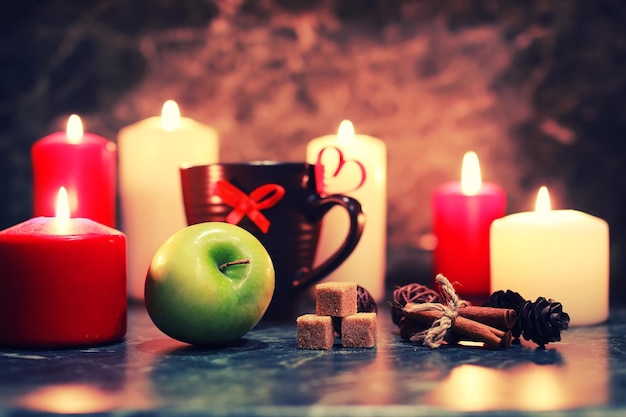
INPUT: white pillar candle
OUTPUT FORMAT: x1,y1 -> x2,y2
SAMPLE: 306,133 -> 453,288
119,100 -> 219,300
490,186 -> 609,326
306,120 -> 387,301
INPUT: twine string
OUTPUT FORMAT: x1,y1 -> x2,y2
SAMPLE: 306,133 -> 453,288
407,274 -> 468,349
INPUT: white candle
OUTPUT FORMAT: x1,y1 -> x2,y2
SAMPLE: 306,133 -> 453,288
119,100 -> 219,300
306,120 -> 387,301
490,186 -> 609,326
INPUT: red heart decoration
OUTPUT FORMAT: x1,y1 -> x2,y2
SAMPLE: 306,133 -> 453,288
314,145 -> 367,196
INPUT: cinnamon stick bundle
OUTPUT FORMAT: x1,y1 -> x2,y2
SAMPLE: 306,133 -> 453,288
457,305 -> 517,331
403,304 -> 514,349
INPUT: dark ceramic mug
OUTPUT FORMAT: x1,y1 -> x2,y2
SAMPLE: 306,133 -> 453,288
180,161 -> 365,320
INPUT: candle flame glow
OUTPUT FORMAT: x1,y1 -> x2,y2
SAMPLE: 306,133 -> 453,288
337,119 -> 356,144
461,151 -> 482,196
17,384 -> 117,414
66,114 -> 84,143
535,186 -> 551,213
161,100 -> 181,132
55,187 -> 71,220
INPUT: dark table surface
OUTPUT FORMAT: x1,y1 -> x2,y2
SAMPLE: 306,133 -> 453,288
1,304 -> 625,416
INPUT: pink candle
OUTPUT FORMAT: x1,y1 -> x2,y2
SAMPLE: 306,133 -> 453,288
32,114 -> 117,227
432,151 -> 506,299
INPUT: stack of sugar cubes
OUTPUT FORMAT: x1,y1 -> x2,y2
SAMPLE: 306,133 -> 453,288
297,282 -> 377,349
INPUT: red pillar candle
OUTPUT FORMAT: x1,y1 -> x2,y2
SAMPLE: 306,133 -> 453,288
432,151 -> 506,299
32,114 -> 117,227
0,188 -> 126,348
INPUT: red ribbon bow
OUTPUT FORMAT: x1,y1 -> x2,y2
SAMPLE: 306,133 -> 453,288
214,180 -> 285,233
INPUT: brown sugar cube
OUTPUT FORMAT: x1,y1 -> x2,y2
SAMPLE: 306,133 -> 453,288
341,312 -> 377,348
297,314 -> 334,350
315,282 -> 357,317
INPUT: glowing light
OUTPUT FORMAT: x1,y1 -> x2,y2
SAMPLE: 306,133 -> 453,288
535,186 -> 551,214
161,100 -> 181,132
17,384 -> 118,414
460,151 -> 482,196
66,114 -> 84,143
55,187 -> 70,220
337,119 -> 356,144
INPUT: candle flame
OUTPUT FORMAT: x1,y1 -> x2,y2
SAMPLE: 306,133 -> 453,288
66,114 -> 84,143
535,186 -> 551,213
461,151 -> 482,196
55,187 -> 71,220
161,100 -> 181,132
337,119 -> 356,144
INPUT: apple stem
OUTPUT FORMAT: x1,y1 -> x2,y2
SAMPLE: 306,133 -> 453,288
219,259 -> 250,272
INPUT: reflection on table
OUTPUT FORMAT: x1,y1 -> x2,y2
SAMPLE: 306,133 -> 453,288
0,305 -> 622,416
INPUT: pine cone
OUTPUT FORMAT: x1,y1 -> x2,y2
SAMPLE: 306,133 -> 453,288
391,283 -> 440,326
519,297 -> 570,347
483,290 -> 526,338
484,290 -> 570,347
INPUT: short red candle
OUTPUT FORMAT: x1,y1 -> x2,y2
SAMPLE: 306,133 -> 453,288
32,115 -> 117,227
0,216 -> 127,348
432,152 -> 506,299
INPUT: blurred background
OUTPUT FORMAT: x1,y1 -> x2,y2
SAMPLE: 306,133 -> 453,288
1,0 -> 624,305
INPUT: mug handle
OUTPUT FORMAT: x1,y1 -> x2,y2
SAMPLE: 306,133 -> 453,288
291,194 -> 365,292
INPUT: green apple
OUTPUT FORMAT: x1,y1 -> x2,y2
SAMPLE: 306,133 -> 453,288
144,222 -> 275,346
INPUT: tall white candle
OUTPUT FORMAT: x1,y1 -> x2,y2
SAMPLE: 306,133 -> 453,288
306,120 -> 387,301
490,186 -> 609,326
119,100 -> 219,300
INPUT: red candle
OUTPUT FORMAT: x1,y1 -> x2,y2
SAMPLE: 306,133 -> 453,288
432,151 -> 506,299
0,188 -> 126,348
32,114 -> 117,227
